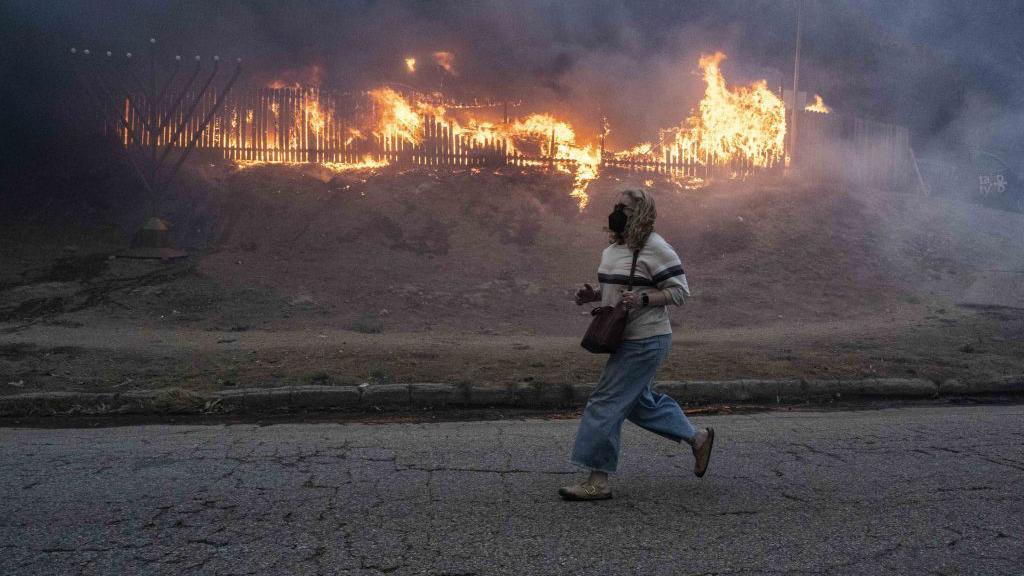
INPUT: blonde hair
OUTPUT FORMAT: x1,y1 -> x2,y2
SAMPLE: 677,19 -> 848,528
608,188 -> 656,251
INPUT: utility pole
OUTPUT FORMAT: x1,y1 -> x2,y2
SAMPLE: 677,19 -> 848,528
790,0 -> 803,165
599,115 -> 608,167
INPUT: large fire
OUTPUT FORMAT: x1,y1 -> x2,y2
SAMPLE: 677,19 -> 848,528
624,52 -> 787,170
179,52 -> 794,210
687,52 -> 787,166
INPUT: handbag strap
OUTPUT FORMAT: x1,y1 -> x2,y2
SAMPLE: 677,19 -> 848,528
627,249 -> 640,290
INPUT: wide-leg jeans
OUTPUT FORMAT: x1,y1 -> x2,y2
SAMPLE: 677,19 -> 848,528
570,333 -> 697,472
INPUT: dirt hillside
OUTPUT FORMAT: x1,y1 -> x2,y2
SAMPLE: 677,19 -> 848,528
183,164 -> 1024,336
2,164 -> 1023,392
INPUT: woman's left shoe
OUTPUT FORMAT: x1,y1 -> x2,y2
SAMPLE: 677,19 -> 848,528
693,427 -> 715,478
558,480 -> 613,501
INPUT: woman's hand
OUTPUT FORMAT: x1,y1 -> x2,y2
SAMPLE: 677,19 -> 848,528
620,290 -> 640,310
575,283 -> 599,305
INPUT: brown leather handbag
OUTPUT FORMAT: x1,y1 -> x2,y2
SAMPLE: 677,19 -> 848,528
581,249 -> 640,354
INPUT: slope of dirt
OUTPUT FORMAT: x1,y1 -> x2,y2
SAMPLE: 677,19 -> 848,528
2,164 -> 1023,393
168,164 -> 1023,335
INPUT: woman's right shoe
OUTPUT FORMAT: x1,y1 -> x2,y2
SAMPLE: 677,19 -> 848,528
693,427 -> 715,478
558,480 -> 613,501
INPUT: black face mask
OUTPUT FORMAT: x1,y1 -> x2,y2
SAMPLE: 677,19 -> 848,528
608,203 -> 629,234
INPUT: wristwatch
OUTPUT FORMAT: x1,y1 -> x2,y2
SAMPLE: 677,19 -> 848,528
640,292 -> 650,307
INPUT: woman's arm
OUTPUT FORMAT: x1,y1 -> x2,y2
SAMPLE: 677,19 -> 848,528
647,238 -> 689,307
643,286 -> 686,307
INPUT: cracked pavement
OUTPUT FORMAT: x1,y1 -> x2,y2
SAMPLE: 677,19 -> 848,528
1,405 -> 1023,575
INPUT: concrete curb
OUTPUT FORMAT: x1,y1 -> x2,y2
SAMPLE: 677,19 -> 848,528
1,376 -> 1022,417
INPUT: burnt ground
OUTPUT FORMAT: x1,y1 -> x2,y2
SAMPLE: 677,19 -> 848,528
1,164 -> 1023,398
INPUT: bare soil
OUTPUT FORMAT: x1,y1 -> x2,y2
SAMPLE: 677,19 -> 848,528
2,164 -> 1023,396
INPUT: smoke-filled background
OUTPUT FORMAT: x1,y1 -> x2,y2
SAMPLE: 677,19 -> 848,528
2,0 -> 1024,208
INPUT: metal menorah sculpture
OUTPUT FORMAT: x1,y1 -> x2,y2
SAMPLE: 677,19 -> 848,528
70,38 -> 242,258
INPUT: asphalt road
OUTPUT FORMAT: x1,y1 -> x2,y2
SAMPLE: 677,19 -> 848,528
1,405 -> 1022,575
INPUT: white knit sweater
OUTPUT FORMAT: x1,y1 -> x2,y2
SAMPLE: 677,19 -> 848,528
597,232 -> 690,340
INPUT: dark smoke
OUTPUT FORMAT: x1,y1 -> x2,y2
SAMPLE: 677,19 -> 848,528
2,0 -> 1023,212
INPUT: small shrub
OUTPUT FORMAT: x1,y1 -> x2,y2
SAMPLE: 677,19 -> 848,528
367,367 -> 389,383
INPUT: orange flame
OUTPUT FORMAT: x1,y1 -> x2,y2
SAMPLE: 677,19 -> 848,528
805,94 -> 831,114
266,79 -> 300,89
613,142 -> 656,162
506,114 -> 598,208
674,52 -> 786,166
369,87 -> 447,145
607,52 -> 786,171
268,100 -> 280,149
235,155 -> 388,173
433,51 -> 456,75
344,128 -> 364,147
321,156 -> 390,171
365,88 -> 598,209
405,57 -> 416,73
306,97 -> 326,137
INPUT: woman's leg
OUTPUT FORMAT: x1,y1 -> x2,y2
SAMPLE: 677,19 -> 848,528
626,336 -> 699,443
626,383 -> 698,443
569,337 -> 669,473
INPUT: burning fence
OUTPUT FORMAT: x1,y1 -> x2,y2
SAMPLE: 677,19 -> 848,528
96,48 -> 916,209
105,52 -> 792,209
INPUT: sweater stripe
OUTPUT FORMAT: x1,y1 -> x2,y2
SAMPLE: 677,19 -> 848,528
597,273 -> 655,287
651,265 -> 685,285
